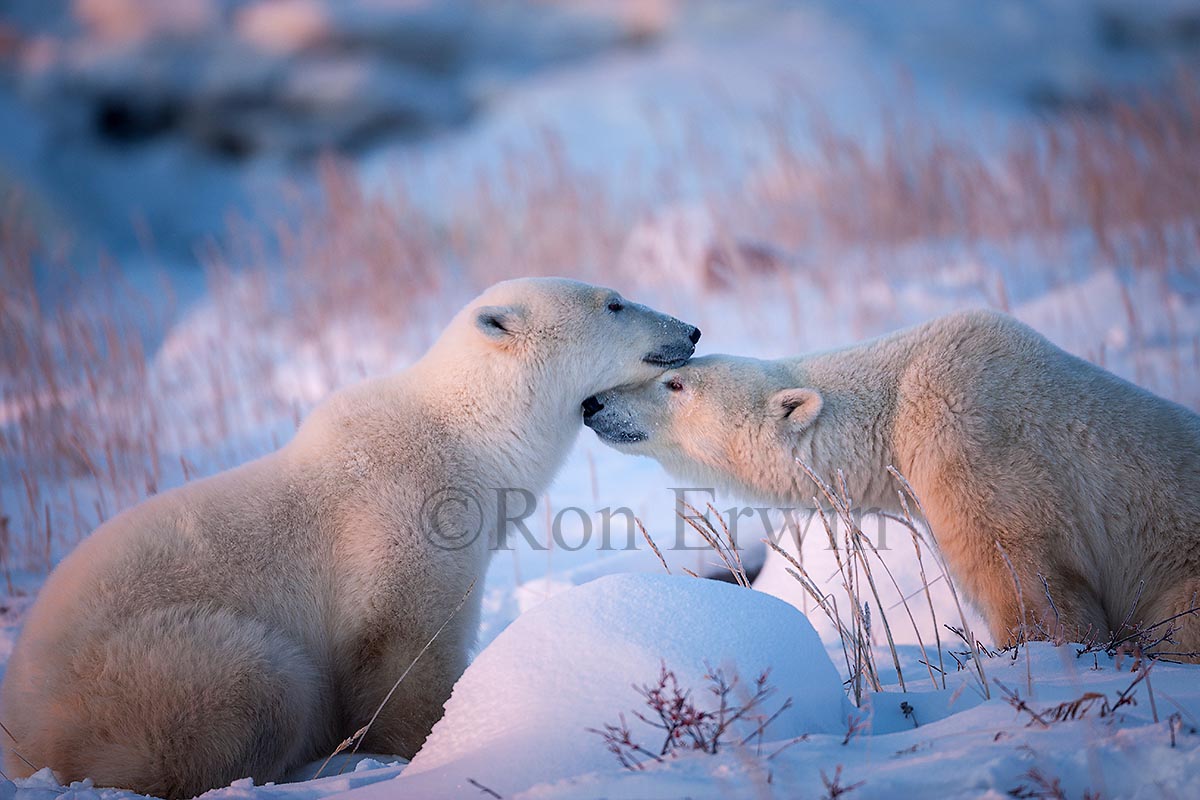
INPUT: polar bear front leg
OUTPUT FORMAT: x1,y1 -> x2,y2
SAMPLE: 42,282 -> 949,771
338,596 -> 477,760
922,501 -> 1110,647
11,605 -> 324,800
358,635 -> 466,758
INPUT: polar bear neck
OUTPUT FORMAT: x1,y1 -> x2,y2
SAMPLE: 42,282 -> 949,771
778,336 -> 919,513
402,350 -> 583,492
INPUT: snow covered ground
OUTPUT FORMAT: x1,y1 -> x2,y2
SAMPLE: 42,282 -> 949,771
3,579 -> 1199,799
2,1 -> 1200,798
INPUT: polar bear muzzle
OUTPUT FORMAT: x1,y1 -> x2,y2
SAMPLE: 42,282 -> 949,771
582,391 -> 651,444
642,324 -> 700,368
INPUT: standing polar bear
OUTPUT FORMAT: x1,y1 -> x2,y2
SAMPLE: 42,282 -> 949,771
584,309 -> 1200,653
2,278 -> 700,799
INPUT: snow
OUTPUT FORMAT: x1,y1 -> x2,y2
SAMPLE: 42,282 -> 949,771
275,622 -> 1200,800
10,261 -> 1200,794
3,0 -> 1200,798
373,574 -> 848,799
413,644 -> 1200,800
0,760 -> 412,800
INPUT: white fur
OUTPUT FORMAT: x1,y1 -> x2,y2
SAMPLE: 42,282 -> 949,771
587,310 -> 1200,653
1,278 -> 698,798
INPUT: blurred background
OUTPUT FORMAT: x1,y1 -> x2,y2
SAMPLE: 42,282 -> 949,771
2,0 -> 1200,644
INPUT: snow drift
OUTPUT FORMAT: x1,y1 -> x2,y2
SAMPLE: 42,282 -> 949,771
353,573 -> 850,799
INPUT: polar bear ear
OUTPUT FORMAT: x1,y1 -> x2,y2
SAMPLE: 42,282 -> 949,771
475,305 -> 526,345
770,388 -> 823,431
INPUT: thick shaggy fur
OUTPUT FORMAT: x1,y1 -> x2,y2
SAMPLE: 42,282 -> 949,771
1,278 -> 698,798
586,310 -> 1200,653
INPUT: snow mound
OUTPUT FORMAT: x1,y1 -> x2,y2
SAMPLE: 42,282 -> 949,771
373,573 -> 849,799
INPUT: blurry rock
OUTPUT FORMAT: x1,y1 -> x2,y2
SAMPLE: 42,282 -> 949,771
1098,9 -> 1200,53
14,0 -> 658,160
93,91 -> 180,143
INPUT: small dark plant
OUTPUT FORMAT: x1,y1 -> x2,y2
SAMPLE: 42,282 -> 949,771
1008,766 -> 1100,799
820,764 -> 864,799
1075,584 -> 1200,663
995,663 -> 1153,730
589,661 -> 791,770
841,712 -> 869,745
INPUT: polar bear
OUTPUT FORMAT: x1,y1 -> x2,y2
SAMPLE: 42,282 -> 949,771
1,278 -> 700,799
582,309 -> 1200,655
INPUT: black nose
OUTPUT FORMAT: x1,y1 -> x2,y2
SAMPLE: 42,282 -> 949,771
581,396 -> 604,418
689,326 -> 702,344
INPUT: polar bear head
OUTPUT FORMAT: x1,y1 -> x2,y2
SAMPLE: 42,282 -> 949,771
582,355 -> 823,500
435,277 -> 701,404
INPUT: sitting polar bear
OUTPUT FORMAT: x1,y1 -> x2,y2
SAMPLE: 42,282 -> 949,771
583,309 -> 1200,655
2,278 -> 700,799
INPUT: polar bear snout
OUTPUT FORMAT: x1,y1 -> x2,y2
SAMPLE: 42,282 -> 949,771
642,323 -> 700,368
581,395 -> 604,418
582,391 -> 650,444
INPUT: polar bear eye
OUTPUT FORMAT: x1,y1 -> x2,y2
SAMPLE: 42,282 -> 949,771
607,300 -> 625,312
665,378 -> 684,392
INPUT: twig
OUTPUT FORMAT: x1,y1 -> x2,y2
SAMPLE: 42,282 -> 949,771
313,577 -> 478,779
467,778 -> 503,798
636,517 -> 670,574
0,720 -> 36,771
995,539 -> 1033,694
888,465 -> 990,699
